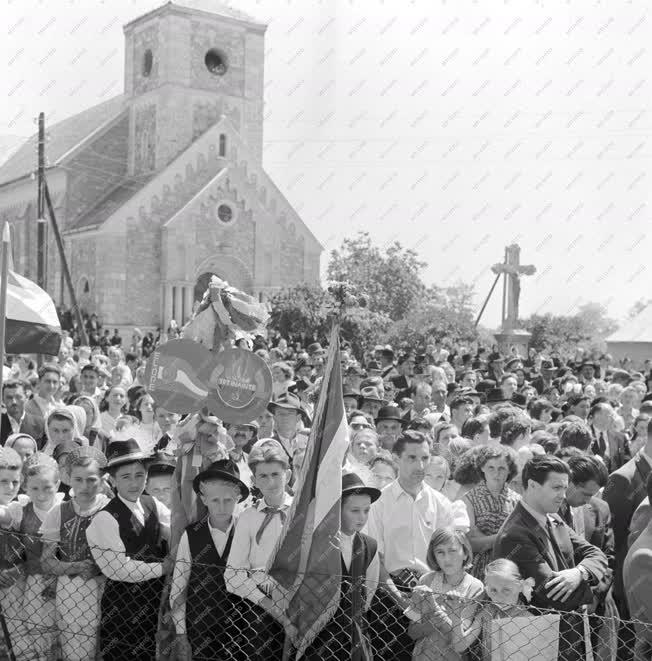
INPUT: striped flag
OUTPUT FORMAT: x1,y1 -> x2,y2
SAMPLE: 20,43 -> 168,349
4,270 -> 61,355
267,322 -> 350,659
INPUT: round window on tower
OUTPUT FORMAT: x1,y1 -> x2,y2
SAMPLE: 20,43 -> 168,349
205,49 -> 228,76
143,49 -> 153,77
215,200 -> 237,226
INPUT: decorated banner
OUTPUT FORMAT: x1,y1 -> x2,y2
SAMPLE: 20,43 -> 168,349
144,339 -> 272,423
203,348 -> 273,424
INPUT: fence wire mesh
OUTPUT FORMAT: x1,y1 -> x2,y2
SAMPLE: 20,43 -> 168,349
0,527 -> 649,660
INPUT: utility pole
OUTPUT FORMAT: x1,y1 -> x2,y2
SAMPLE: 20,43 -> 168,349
36,112 -> 46,289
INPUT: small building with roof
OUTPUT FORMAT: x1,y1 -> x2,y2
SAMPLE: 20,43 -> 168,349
605,305 -> 652,367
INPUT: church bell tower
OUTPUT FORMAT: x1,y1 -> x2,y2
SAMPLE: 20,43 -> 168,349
122,0 -> 266,175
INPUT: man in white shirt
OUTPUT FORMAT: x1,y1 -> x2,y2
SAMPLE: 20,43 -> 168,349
367,430 -> 466,661
25,364 -> 61,427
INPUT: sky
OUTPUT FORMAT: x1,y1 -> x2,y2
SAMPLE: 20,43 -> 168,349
1,0 -> 650,329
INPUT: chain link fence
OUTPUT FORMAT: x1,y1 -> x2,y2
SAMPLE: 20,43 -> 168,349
0,527 -> 650,660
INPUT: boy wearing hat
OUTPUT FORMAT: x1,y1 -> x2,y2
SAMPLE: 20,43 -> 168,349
86,439 -> 172,661
171,459 -> 252,661
302,473 -> 380,660
227,422 -> 257,488
146,451 -> 177,508
225,439 -> 295,660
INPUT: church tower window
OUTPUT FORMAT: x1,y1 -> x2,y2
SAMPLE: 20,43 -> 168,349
142,49 -> 153,77
216,203 -> 234,224
205,49 -> 228,76
219,133 -> 226,157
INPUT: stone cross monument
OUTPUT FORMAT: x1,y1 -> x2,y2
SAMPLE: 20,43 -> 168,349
491,244 -> 536,355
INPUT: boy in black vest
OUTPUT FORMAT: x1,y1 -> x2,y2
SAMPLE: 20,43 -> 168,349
302,472 -> 380,660
86,439 -> 172,661
170,458 -> 251,661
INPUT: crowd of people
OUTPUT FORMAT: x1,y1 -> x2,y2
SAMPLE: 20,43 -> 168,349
0,329 -> 651,660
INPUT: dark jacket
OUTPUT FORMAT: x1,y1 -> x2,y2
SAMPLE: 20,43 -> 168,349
494,501 -> 609,661
602,452 -> 651,616
0,412 -> 45,446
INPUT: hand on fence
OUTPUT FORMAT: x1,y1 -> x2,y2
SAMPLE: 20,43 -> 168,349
0,567 -> 22,588
172,634 -> 192,661
77,559 -> 99,580
545,568 -> 582,601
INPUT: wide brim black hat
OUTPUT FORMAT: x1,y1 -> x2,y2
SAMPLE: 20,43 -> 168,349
485,388 -> 511,404
374,405 -> 406,425
342,471 -> 381,502
106,439 -> 154,468
192,459 -> 249,502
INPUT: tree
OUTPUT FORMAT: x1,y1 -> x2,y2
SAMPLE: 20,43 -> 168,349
268,284 -> 329,342
381,282 -> 479,350
268,283 -> 392,356
522,302 -> 618,354
327,232 -> 426,320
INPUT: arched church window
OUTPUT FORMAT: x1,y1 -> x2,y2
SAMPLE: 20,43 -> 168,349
143,49 -> 153,77
219,133 -> 227,157
205,49 -> 228,76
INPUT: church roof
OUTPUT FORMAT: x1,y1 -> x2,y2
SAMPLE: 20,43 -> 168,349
124,0 -> 265,31
0,95 -> 125,188
606,305 -> 652,344
67,173 -> 157,232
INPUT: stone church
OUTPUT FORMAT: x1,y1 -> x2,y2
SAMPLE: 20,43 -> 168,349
0,0 -> 322,330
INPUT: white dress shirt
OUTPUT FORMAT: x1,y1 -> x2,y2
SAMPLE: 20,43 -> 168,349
169,519 -> 234,634
224,493 -> 292,604
8,411 -> 25,435
367,480 -> 459,574
85,494 -> 170,583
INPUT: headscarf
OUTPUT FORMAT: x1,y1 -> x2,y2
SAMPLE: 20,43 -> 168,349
72,395 -> 101,431
5,433 -> 38,455
43,407 -> 89,455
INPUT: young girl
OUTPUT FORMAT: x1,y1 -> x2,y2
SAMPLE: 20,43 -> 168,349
406,528 -> 484,661
17,454 -> 64,660
453,558 -> 535,660
42,408 -> 87,456
98,386 -> 128,435
40,446 -> 110,661
5,433 -> 37,462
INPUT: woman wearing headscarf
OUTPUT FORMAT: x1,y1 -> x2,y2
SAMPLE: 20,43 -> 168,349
72,395 -> 111,454
5,433 -> 38,461
42,407 -> 89,456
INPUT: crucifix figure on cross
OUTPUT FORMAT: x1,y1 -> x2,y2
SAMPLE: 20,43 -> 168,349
491,244 -> 536,330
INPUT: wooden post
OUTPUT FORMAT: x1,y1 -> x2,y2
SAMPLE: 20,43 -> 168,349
0,223 -> 9,398
43,182 -> 89,346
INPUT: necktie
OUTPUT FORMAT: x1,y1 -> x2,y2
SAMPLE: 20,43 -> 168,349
545,519 -> 567,571
559,501 -> 574,529
598,432 -> 606,456
255,506 -> 287,544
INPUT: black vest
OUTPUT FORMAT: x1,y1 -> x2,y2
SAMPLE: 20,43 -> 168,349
102,495 -> 167,562
185,518 -> 253,660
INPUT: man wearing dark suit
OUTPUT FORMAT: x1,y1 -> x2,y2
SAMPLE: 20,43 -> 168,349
628,496 -> 651,548
602,427 -> 652,619
494,455 -> 609,661
0,380 -> 44,446
623,473 -> 652,661
588,402 -> 629,472
557,449 -> 617,659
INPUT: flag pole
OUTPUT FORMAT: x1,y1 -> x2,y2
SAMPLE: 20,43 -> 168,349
0,222 -> 10,399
